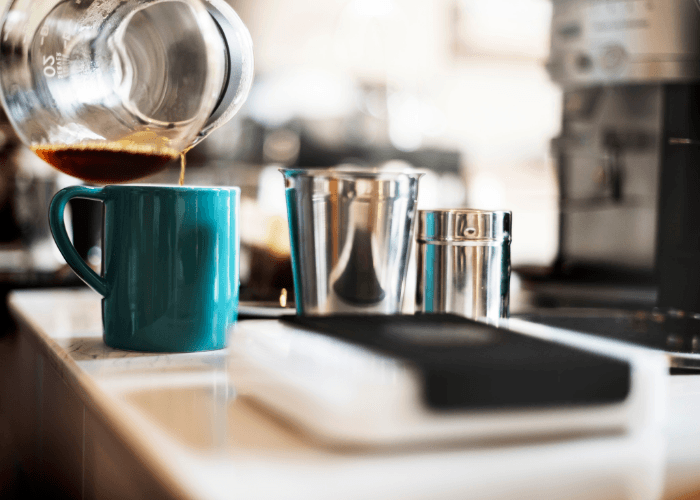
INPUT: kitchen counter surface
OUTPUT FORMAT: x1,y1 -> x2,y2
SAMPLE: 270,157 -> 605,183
7,289 -> 700,500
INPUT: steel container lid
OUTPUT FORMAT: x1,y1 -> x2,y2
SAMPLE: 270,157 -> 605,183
417,209 -> 512,243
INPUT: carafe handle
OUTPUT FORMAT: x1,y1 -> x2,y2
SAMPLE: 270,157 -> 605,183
192,0 -> 254,147
49,186 -> 109,297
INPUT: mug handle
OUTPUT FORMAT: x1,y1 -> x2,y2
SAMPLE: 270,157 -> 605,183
49,186 -> 109,297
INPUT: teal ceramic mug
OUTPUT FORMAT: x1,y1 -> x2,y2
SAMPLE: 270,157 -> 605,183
49,184 -> 240,352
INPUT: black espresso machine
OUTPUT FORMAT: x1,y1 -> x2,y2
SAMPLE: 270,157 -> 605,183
519,0 -> 700,368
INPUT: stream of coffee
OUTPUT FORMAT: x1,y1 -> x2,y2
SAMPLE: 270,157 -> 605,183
178,146 -> 195,186
179,152 -> 186,186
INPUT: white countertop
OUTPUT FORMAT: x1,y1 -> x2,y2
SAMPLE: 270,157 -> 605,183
8,288 -> 700,500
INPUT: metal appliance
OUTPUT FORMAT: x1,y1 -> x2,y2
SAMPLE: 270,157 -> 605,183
525,0 -> 700,367
547,0 -> 700,312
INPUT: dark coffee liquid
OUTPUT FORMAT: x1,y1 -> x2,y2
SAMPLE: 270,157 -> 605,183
32,142 -> 179,184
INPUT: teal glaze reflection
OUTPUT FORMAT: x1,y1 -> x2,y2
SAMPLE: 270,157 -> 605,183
424,244 -> 437,312
285,185 -> 303,315
424,214 -> 437,312
49,185 -> 240,352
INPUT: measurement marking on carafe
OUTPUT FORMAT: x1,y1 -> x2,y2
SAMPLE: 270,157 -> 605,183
39,26 -> 49,46
43,54 -> 56,78
56,53 -> 65,78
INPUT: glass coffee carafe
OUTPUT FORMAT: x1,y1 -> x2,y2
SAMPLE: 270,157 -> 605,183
0,0 -> 253,183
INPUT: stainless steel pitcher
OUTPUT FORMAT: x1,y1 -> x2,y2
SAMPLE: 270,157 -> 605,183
282,167 -> 423,315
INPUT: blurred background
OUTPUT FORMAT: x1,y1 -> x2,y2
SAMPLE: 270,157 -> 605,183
0,0 -> 563,318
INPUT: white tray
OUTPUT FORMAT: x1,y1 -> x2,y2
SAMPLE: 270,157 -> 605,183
227,319 -> 667,448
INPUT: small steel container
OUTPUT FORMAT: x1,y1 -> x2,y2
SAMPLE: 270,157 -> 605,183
416,209 -> 512,321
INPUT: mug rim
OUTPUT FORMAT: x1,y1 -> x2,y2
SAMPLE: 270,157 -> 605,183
101,184 -> 241,192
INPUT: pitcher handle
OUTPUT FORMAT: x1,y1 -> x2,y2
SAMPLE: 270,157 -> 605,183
191,0 -> 254,147
49,186 -> 109,297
